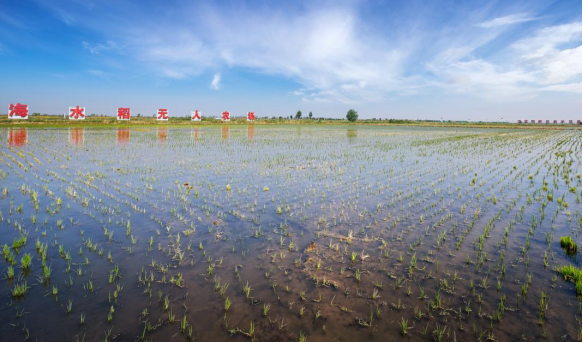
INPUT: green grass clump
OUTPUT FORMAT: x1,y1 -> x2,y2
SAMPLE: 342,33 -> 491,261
560,236 -> 578,254
560,265 -> 582,297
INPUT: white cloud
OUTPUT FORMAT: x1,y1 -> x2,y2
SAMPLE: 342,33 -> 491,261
534,46 -> 582,85
42,2 -> 582,104
478,13 -> 537,28
540,83 -> 581,93
82,40 -> 121,54
512,22 -> 582,60
427,21 -> 582,101
210,73 -> 221,90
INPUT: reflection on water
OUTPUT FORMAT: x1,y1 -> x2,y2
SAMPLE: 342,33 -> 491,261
68,128 -> 85,146
157,128 -> 167,143
117,128 -> 130,144
247,125 -> 254,141
347,129 -> 357,139
8,128 -> 27,147
192,127 -> 200,141
222,125 -> 229,140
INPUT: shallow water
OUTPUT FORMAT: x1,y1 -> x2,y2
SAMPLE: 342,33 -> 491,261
0,126 -> 581,342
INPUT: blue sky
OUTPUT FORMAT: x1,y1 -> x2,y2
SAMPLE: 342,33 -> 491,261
0,0 -> 581,120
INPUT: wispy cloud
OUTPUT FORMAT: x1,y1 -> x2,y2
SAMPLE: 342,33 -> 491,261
210,73 -> 221,90
512,22 -> 582,60
82,40 -> 121,54
478,13 -> 538,28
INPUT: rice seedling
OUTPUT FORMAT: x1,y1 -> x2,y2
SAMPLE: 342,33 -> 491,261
262,303 -> 271,316
560,236 -> 578,254
20,253 -> 32,270
225,297 -> 232,312
399,317 -> 409,336
11,281 -> 28,298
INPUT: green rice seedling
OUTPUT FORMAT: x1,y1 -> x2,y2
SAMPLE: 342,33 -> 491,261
20,253 -> 32,270
163,295 -> 169,311
373,280 -> 383,289
43,264 -> 52,283
262,303 -> 271,316
225,297 -> 232,312
244,281 -> 252,298
168,307 -> 175,322
399,317 -> 409,335
433,324 -> 448,342
559,265 -> 582,296
108,305 -> 114,322
298,331 -> 307,342
538,291 -> 548,325
560,236 -> 578,254
180,313 -> 188,332
521,283 -> 528,299
11,281 -> 28,298
6,266 -> 14,279
315,310 -> 322,320
414,306 -> 424,320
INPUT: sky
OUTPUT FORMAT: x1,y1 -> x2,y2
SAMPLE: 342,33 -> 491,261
0,0 -> 581,120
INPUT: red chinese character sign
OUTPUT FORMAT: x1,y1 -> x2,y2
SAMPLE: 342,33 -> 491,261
117,107 -> 130,120
222,111 -> 230,122
191,110 -> 201,122
8,103 -> 28,119
247,112 -> 255,122
157,109 -> 168,121
69,106 -> 85,120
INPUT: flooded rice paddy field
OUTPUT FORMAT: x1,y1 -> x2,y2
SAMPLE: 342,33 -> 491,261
0,126 -> 581,342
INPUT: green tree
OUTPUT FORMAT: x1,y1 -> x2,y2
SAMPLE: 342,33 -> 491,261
346,109 -> 358,122
296,110 -> 302,119
308,111 -> 313,119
